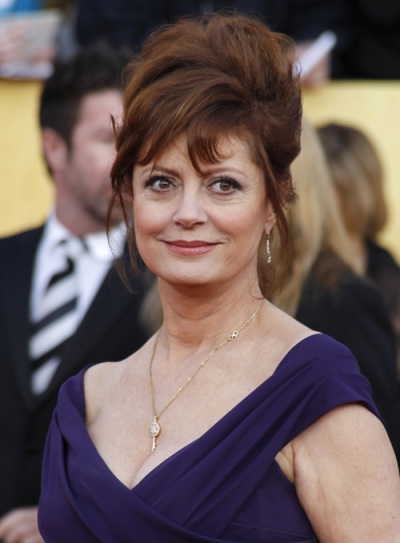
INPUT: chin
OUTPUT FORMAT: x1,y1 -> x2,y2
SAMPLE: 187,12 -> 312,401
158,268 -> 221,290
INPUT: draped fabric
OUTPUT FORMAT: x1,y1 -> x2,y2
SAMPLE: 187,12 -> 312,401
39,334 -> 379,542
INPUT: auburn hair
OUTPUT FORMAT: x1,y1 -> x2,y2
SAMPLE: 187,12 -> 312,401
109,12 -> 302,296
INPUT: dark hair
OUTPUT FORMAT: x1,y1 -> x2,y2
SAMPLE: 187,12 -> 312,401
39,42 -> 131,147
110,12 -> 302,296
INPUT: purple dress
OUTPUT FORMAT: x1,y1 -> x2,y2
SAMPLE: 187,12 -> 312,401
38,334 -> 380,542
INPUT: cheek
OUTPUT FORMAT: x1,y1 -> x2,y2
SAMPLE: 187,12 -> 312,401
133,206 -> 163,272
103,145 -> 117,171
69,149 -> 97,181
213,206 -> 265,238
133,199 -> 163,240
94,150 -> 116,178
133,207 -> 147,240
83,142 -> 115,171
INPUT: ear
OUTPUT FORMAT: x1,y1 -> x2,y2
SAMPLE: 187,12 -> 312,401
41,128 -> 69,175
264,206 -> 276,236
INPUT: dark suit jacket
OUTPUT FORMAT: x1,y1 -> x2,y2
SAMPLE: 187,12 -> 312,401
295,266 -> 400,459
0,227 -> 151,515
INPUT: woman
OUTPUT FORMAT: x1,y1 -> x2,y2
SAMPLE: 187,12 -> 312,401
273,119 -> 400,459
317,122 -> 400,364
38,13 -> 400,542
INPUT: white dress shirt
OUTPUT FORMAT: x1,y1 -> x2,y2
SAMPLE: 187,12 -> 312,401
29,213 -> 126,393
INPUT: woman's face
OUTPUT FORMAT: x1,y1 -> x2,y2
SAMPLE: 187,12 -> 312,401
132,135 -> 275,291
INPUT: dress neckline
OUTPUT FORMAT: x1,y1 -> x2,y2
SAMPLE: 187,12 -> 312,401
79,333 -> 321,493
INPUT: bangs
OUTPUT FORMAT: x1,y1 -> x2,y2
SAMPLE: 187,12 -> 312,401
125,68 -> 255,171
136,117 -> 257,174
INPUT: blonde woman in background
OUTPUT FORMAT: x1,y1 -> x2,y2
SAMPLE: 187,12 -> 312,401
273,119 -> 400,459
317,122 -> 400,366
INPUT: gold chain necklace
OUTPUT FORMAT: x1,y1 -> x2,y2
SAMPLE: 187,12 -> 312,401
149,299 -> 265,452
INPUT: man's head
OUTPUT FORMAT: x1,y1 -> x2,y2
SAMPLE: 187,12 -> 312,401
40,43 -> 131,234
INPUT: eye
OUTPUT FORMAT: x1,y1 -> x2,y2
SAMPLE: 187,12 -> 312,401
144,175 -> 173,191
211,177 -> 242,194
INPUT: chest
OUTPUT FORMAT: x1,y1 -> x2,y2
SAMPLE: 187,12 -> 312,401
87,356 -> 273,490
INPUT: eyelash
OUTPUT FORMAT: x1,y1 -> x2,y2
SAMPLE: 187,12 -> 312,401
211,177 -> 242,193
143,175 -> 242,193
144,175 -> 172,190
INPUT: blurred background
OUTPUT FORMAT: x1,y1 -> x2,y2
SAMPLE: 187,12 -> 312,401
1,0 -> 400,259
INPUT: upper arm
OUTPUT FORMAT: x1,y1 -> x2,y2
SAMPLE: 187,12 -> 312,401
292,403 -> 400,542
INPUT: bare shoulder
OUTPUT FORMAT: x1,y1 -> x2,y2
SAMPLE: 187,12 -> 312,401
292,403 -> 400,541
84,361 -> 116,398
247,301 -> 318,397
292,403 -> 393,469
262,301 -> 317,355
84,359 -> 120,390
83,337 -> 156,425
83,352 -> 142,425
83,361 -> 122,425
267,301 -> 313,334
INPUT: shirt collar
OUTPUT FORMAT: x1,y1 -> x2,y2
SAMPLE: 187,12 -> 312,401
42,212 -> 126,262
85,224 -> 126,261
41,213 -> 72,253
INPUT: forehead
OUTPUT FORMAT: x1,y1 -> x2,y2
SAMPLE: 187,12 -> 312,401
152,133 -> 258,170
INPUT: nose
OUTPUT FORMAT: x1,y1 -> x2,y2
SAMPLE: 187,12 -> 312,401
173,187 -> 207,228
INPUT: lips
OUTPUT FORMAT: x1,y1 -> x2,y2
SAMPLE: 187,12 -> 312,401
168,240 -> 213,247
164,240 -> 218,256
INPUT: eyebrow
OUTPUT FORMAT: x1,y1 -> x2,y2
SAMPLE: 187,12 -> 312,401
142,165 -> 180,177
140,163 -> 249,179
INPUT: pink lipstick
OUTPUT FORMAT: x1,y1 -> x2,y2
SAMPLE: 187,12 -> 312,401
164,240 -> 218,256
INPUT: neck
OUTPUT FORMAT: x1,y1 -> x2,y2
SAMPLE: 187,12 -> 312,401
54,203 -> 105,236
157,277 -> 264,351
349,234 -> 367,274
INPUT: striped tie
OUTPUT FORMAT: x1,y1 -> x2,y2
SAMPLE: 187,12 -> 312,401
29,237 -> 85,394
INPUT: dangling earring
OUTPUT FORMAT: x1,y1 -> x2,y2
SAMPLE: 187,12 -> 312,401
266,232 -> 271,264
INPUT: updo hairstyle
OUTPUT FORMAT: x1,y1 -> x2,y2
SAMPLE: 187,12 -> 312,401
110,12 -> 302,297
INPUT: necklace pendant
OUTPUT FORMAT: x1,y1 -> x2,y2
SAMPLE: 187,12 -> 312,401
150,416 -> 161,452
147,301 -> 265,453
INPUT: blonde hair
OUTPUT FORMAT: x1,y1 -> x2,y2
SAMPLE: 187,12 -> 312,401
273,119 -> 359,316
317,122 -> 387,240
